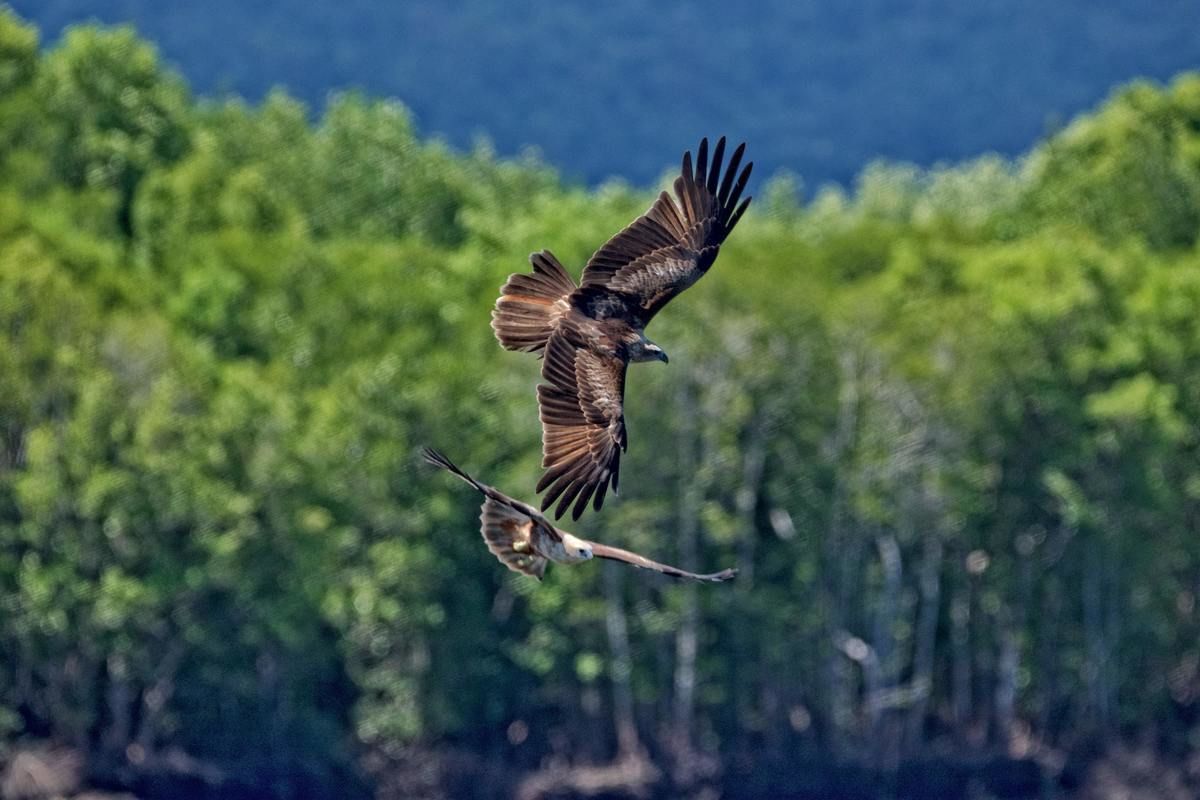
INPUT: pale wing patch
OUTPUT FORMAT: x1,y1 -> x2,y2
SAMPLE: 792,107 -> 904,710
575,348 -> 626,425
605,253 -> 701,305
580,191 -> 689,288
480,497 -> 549,579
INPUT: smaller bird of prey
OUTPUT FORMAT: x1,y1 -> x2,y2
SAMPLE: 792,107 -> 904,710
423,448 -> 736,583
492,137 -> 753,520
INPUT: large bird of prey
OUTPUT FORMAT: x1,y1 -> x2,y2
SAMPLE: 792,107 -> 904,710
491,137 -> 753,520
423,448 -> 736,583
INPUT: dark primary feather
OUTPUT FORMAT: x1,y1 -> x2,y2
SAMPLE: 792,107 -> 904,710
579,136 -> 753,323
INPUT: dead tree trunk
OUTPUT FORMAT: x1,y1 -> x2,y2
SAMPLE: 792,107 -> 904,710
905,531 -> 942,752
602,562 -> 640,758
1083,542 -> 1110,732
822,345 -> 863,759
733,417 -> 769,747
671,382 -> 701,782
735,418 -> 769,588
866,531 -> 903,769
1036,575 -> 1063,743
951,555 -> 973,735
994,610 -> 1018,746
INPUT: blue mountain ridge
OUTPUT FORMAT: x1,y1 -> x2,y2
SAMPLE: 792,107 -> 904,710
13,0 -> 1200,187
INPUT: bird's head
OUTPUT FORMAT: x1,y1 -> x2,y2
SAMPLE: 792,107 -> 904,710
560,533 -> 594,561
629,334 -> 669,364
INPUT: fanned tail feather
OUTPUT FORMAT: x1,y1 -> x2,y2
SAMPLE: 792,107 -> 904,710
491,250 -> 576,353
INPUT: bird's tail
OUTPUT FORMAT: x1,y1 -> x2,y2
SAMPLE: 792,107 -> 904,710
491,250 -> 576,354
421,447 -> 489,494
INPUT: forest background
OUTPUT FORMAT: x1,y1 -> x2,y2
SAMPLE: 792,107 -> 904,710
2,5 -> 1200,799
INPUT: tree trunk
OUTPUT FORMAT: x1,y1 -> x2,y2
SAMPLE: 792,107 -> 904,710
905,531 -> 942,752
1083,542 -> 1110,732
102,656 -> 133,758
671,382 -> 701,782
1036,575 -> 1062,744
602,562 -> 640,758
735,420 -> 768,588
994,611 -> 1018,746
734,417 -> 768,747
822,345 -> 863,759
868,532 -> 902,763
951,560 -> 973,734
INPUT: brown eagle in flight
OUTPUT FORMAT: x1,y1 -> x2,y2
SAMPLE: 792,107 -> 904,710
491,136 -> 753,520
423,448 -> 736,583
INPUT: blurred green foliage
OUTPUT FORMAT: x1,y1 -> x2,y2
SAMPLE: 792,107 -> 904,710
2,8 -> 1200,797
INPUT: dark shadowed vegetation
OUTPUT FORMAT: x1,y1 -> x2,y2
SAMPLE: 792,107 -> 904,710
2,9 -> 1200,799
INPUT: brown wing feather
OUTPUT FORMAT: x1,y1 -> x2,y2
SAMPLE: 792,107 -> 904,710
536,334 -> 627,520
580,136 -> 753,322
480,498 -> 549,580
589,541 -> 737,583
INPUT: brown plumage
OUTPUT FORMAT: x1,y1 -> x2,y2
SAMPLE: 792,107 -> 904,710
423,448 -> 737,583
491,137 -> 753,519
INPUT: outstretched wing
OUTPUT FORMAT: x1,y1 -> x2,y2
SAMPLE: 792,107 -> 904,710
536,333 -> 627,520
480,497 -> 550,580
580,136 -> 753,323
589,541 -> 737,583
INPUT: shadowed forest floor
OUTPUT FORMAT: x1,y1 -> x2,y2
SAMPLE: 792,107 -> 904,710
3,740 -> 1198,799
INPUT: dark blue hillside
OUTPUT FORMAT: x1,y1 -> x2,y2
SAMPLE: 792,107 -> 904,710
13,0 -> 1200,187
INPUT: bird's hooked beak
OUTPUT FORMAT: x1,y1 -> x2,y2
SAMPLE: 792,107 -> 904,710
657,349 -> 669,364
633,334 -> 669,364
